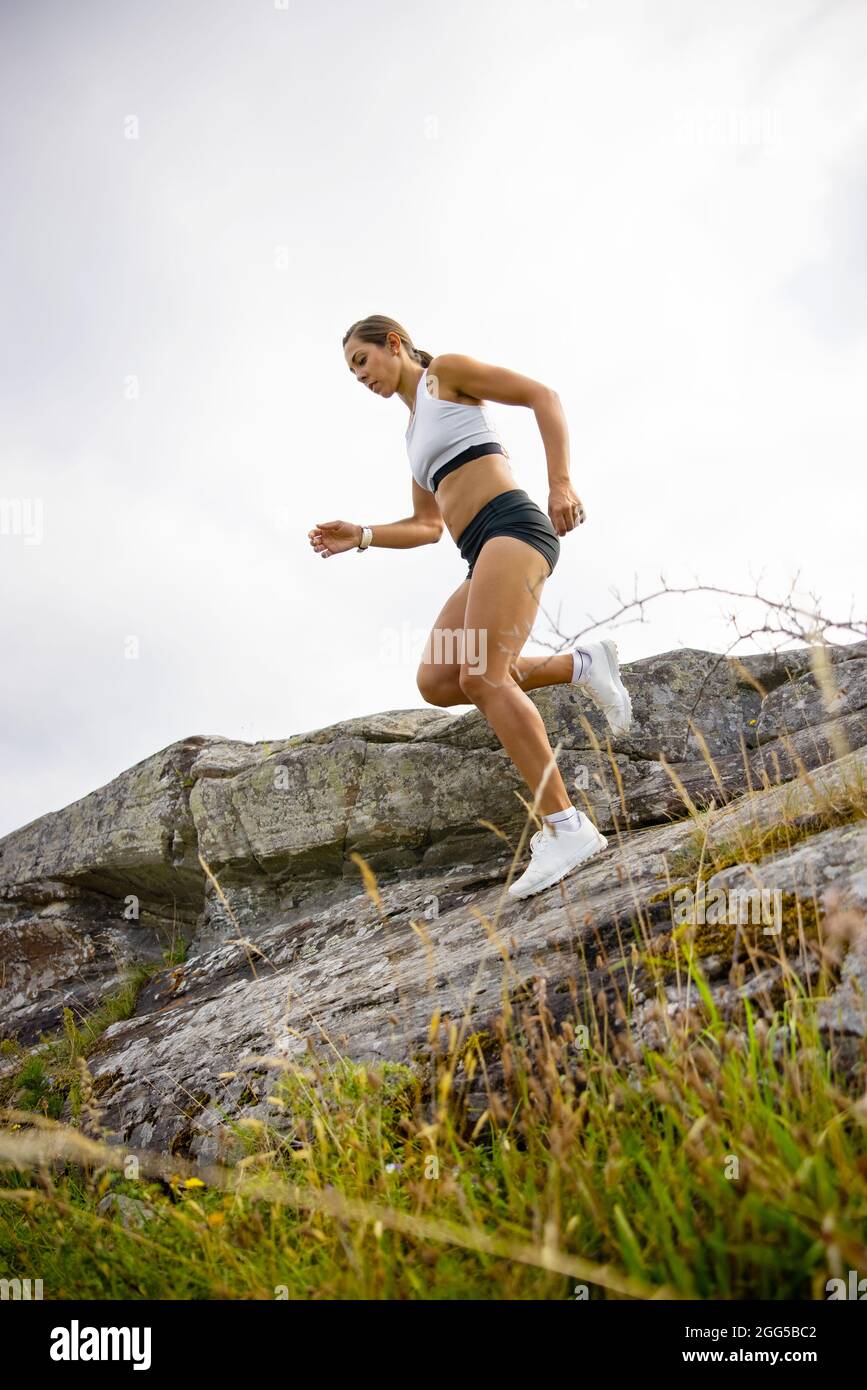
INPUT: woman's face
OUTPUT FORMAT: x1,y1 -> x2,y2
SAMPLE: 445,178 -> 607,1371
344,335 -> 401,398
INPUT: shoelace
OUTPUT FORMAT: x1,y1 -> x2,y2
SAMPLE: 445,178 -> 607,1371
529,826 -> 557,855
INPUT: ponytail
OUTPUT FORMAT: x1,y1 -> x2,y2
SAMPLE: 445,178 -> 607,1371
343,315 -> 433,368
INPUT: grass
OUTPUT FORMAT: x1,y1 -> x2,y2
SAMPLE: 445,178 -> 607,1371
1,909 -> 865,1299
0,937 -> 187,1124
665,791 -> 866,883
1,652 -> 866,1299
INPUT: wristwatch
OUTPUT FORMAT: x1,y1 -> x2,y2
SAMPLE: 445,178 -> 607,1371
356,525 -> 373,552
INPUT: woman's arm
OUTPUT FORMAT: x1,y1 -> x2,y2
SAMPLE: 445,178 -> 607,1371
359,479 -> 444,549
430,353 -> 586,536
308,480 -> 444,558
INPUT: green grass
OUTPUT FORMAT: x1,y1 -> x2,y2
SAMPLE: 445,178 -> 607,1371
0,945 -> 183,1124
666,803 -> 865,884
1,943 -> 865,1299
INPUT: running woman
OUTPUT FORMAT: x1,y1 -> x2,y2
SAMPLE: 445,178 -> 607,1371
308,315 -> 633,898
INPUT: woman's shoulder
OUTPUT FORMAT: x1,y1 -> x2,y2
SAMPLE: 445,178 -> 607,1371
425,353 -> 484,406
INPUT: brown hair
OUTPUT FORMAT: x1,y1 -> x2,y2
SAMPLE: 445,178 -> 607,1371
342,314 -> 433,368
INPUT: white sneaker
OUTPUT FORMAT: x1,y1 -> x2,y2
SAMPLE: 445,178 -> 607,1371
572,638 -> 633,736
507,812 -> 607,899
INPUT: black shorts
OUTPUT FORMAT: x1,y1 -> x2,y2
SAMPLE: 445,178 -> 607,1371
456,488 -> 560,581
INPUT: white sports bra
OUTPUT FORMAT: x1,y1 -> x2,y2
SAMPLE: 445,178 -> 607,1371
406,367 -> 508,493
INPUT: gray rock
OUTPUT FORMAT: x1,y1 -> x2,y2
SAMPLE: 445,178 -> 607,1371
95,1192 -> 158,1229
1,638 -> 866,1156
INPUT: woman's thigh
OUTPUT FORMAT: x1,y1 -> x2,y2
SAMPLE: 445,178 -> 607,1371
460,536 -> 551,691
416,575 -> 472,703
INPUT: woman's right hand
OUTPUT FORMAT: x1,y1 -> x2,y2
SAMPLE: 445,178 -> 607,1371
308,520 -> 362,558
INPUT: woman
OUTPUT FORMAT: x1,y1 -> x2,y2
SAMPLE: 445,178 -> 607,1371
308,315 -> 633,899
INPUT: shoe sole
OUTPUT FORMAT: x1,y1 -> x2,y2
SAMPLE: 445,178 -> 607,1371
599,638 -> 633,735
507,830 -> 608,900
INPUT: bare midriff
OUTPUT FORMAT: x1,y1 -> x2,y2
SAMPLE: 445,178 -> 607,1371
434,454 -> 522,542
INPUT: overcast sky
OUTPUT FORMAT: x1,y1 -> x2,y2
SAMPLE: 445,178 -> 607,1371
1,0 -> 865,839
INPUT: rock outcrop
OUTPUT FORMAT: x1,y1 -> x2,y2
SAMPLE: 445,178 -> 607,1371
2,640 -> 866,1163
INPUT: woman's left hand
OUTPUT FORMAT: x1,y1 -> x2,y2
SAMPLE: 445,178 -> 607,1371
548,483 -> 586,536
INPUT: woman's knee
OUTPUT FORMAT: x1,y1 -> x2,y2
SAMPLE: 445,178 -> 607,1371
458,663 -> 513,705
416,666 -> 462,708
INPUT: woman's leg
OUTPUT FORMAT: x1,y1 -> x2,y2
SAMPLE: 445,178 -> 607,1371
458,535 -> 572,816
512,650 -> 573,690
416,581 -> 574,707
415,577 -> 471,707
